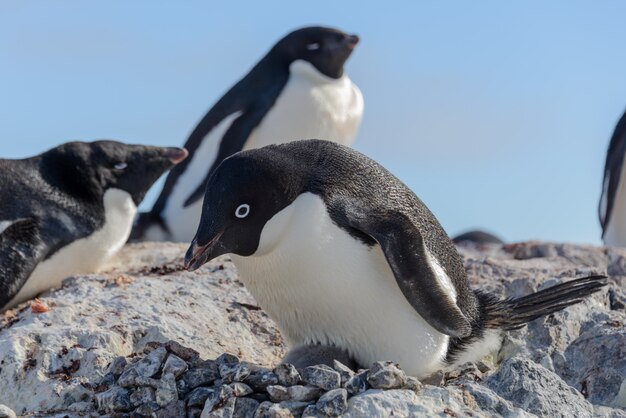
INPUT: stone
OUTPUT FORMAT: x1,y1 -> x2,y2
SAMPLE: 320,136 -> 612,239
217,353 -> 240,365
229,382 -> 253,397
129,386 -> 156,407
156,400 -> 186,418
95,387 -> 133,413
204,385 -> 235,413
403,376 -> 423,392
332,360 -> 355,386
184,363 -> 220,389
316,388 -> 348,417
253,401 -> 294,418
244,368 -> 279,391
486,357 -> 594,417
344,371 -> 368,396
220,361 -> 252,383
133,401 -> 160,417
274,363 -> 301,387
187,387 -> 213,408
165,339 -> 201,361
156,372 -> 178,407
134,376 -> 161,388
163,353 -> 189,378
367,361 -> 407,389
267,385 -> 291,402
233,397 -> 260,418
287,385 -> 323,402
203,397 -> 236,418
278,400 -> 312,416
118,368 -> 139,388
108,356 -> 128,376
134,346 -> 168,378
301,365 -> 341,391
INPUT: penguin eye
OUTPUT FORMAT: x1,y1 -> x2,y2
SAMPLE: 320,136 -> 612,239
235,204 -> 250,219
114,162 -> 128,170
306,43 -> 320,51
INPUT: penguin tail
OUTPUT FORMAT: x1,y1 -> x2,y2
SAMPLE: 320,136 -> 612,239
479,275 -> 607,331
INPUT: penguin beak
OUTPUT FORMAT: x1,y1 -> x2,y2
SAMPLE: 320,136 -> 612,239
345,34 -> 359,50
184,230 -> 225,272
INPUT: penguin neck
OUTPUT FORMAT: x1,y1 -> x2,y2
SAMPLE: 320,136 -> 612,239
288,60 -> 345,85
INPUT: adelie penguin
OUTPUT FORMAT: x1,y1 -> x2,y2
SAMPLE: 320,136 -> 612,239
0,140 -> 187,311
131,26 -> 364,242
185,140 -> 606,378
600,108 -> 626,246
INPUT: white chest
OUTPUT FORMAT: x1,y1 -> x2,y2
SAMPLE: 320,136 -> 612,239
232,193 -> 449,377
4,189 -> 136,309
244,60 -> 364,150
604,162 -> 626,247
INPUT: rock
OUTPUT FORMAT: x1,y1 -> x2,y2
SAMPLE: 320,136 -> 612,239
229,382 -> 254,397
204,385 -> 235,414
184,363 -> 220,389
129,386 -> 156,407
486,357 -> 594,417
163,353 -> 189,378
233,397 -> 260,418
274,363 -> 301,386
366,361 -> 406,389
157,400 -> 186,418
316,388 -> 348,416
253,401 -> 294,418
0,406 -> 16,418
302,365 -> 341,391
95,387 -> 132,413
118,368 -> 139,388
108,356 -> 128,376
156,372 -> 178,406
187,387 -> 213,408
221,361 -> 252,383
133,401 -> 160,417
403,376 -> 423,392
165,339 -> 201,361
217,353 -> 240,365
333,360 -> 355,386
267,385 -> 291,402
244,368 -> 279,391
134,346 -> 168,378
278,400 -> 312,416
203,397 -> 236,418
344,371 -> 368,396
287,385 -> 323,402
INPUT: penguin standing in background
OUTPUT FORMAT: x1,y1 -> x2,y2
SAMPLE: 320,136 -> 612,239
0,140 -> 187,310
185,140 -> 606,378
600,109 -> 626,246
131,26 -> 364,242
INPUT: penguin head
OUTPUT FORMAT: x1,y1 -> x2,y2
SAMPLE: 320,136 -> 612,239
41,140 -> 188,205
185,147 -> 304,271
274,26 -> 359,79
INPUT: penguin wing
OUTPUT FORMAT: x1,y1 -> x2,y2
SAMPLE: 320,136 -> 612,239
346,209 -> 472,338
0,217 -> 48,307
600,110 -> 626,236
182,104 -> 273,207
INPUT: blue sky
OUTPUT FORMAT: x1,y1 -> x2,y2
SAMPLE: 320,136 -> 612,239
2,1 -> 626,244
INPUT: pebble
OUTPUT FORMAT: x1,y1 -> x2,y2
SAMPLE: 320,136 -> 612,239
165,340 -> 200,361
163,354 -> 189,378
316,388 -> 348,417
216,352 -> 240,365
267,385 -> 291,402
204,385 -> 235,413
278,400 -> 312,416
332,360 -> 355,386
156,372 -> 178,406
129,386 -> 156,406
344,371 -> 368,395
187,387 -> 213,407
118,368 -> 138,388
184,364 -> 220,389
156,400 -> 185,418
204,397 -> 236,418
244,368 -> 279,391
287,385 -> 323,402
0,406 -> 15,418
253,401 -> 294,418
133,401 -> 160,417
366,361 -> 407,389
108,356 -> 128,376
403,376 -> 423,392
301,365 -> 341,391
134,347 -> 168,378
220,361 -> 252,383
233,397 -> 260,418
229,382 -> 254,397
274,364 -> 301,387
95,387 -> 132,412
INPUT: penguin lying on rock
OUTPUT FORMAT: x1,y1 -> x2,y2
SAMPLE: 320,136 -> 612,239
131,26 -> 364,243
0,140 -> 187,311
185,139 -> 606,378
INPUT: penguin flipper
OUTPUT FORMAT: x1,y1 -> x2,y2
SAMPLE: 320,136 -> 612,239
183,105 -> 270,207
346,210 -> 473,338
0,217 -> 47,308
600,110 -> 626,236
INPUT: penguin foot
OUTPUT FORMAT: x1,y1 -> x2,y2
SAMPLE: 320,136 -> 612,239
282,344 -> 359,370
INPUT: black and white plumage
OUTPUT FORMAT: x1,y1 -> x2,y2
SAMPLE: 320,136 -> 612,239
600,109 -> 626,246
131,26 -> 364,242
184,139 -> 606,378
453,230 -> 504,245
0,140 -> 187,310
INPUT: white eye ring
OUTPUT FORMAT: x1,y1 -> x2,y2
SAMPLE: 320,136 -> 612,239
235,204 -> 250,219
306,43 -> 320,51
114,162 -> 128,170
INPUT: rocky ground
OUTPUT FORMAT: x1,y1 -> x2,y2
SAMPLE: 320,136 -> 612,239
0,241 -> 625,417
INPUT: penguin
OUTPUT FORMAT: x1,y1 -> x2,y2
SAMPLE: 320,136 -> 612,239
184,139 -> 606,378
600,109 -> 626,246
131,26 -> 363,243
0,140 -> 188,311
453,230 -> 504,245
